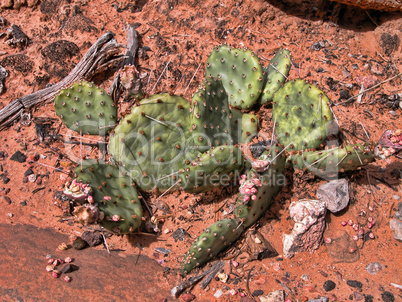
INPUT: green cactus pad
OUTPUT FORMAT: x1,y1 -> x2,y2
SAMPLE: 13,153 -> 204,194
178,145 -> 243,192
205,44 -> 264,110
54,81 -> 117,135
74,160 -> 142,234
288,143 -> 375,178
108,93 -> 197,191
260,49 -> 292,104
272,79 -> 333,151
180,218 -> 244,275
191,78 -> 232,152
235,144 -> 286,228
230,108 -> 259,144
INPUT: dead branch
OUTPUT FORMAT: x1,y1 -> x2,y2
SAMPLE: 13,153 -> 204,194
0,31 -> 126,130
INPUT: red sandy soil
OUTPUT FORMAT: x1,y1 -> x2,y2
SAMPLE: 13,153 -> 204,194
0,0 -> 401,301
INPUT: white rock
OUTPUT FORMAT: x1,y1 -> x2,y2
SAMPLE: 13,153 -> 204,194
390,219 -> 402,241
259,289 -> 284,302
283,200 -> 327,258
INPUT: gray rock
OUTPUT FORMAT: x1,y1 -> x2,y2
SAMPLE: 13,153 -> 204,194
259,290 -> 284,302
366,262 -> 383,274
317,179 -> 349,213
390,219 -> 402,241
283,200 -> 326,258
395,202 -> 402,220
308,298 -> 329,302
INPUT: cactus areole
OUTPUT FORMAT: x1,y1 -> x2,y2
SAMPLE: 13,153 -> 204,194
57,45 -> 377,276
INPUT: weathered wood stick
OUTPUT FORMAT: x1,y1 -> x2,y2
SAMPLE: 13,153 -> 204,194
0,31 -> 125,130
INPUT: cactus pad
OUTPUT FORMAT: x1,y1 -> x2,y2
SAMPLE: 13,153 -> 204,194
180,218 -> 244,275
205,44 -> 264,110
108,93 -> 196,191
74,160 -> 142,234
54,81 -> 117,135
289,143 -> 375,178
191,78 -> 232,152
235,145 -> 286,227
260,49 -> 292,104
178,145 -> 243,192
273,79 -> 333,151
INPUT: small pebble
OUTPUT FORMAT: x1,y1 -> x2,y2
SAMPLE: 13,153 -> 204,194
58,242 -> 68,251
180,293 -> 196,302
393,195 -> 400,201
323,280 -> 336,291
346,280 -> 363,289
81,231 -> 103,247
301,274 -> 309,281
381,291 -> 395,302
252,289 -> 264,297
60,263 -> 79,274
72,237 -> 87,250
27,174 -> 36,183
366,262 -> 383,275
3,176 -> 10,184
213,289 -> 223,298
63,275 -> 72,283
365,295 -> 374,302
3,196 -> 11,204
10,150 -> 26,163
354,292 -> 364,301
24,168 -> 33,176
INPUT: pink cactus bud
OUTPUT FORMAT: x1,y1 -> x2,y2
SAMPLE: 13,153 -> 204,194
348,219 -> 354,226
251,188 -> 258,194
368,222 -> 374,229
367,216 -> 374,223
352,235 -> 359,241
232,260 -> 239,267
251,194 -> 257,201
47,258 -> 54,264
46,265 -> 54,272
63,276 -> 72,282
64,257 -> 73,263
244,195 -> 250,202
103,196 -> 112,201
325,237 -> 332,244
51,270 -> 60,278
368,206 -> 374,212
353,224 -> 359,231
341,221 -> 347,226
87,195 -> 94,203
112,215 -> 120,222
369,232 -> 375,239
239,179 -> 245,185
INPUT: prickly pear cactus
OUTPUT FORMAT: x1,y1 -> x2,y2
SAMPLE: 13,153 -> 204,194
108,93 -> 196,191
260,49 -> 292,104
74,159 -> 142,234
191,78 -> 232,152
230,108 -> 259,144
205,44 -> 264,110
288,143 -> 375,178
180,218 -> 244,275
178,145 -> 243,192
272,79 -> 333,151
54,81 -> 117,135
235,144 -> 286,227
